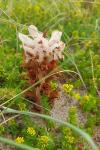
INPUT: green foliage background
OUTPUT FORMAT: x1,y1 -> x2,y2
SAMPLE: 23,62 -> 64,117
0,0 -> 100,149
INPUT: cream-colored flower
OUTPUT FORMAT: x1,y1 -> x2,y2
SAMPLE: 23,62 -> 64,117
28,25 -> 43,38
18,25 -> 65,62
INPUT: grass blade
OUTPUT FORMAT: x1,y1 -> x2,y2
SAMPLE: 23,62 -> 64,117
3,107 -> 98,150
0,136 -> 38,150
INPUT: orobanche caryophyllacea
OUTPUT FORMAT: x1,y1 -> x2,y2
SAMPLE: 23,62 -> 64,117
19,25 -> 65,111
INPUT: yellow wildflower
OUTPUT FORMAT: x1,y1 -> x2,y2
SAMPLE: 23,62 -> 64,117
63,83 -> 73,93
75,9 -> 83,17
73,93 -> 80,100
8,119 -> 16,125
27,127 -> 36,136
18,102 -> 26,111
72,31 -> 79,39
63,127 -> 75,144
15,137 -> 24,144
34,5 -> 40,12
63,128 -> 72,136
84,95 -> 90,101
65,136 -> 75,144
39,135 -> 49,144
85,40 -> 92,47
50,81 -> 57,90
69,106 -> 77,113
74,1 -> 82,7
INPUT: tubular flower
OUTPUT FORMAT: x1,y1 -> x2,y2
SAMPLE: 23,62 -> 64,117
18,25 -> 65,62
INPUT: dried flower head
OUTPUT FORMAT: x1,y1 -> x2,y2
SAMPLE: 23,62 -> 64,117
18,25 -> 65,62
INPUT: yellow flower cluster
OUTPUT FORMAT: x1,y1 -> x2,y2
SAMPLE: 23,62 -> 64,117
50,81 -> 57,91
75,9 -> 83,17
63,83 -> 73,93
8,119 -> 16,125
85,40 -> 92,47
63,128 -> 75,144
74,1 -> 82,7
15,137 -> 24,144
27,127 -> 36,136
63,128 -> 72,135
73,93 -> 80,100
72,31 -> 79,40
83,95 -> 90,102
18,102 -> 26,111
34,5 -> 40,12
39,135 -> 49,144
65,136 -> 75,144
69,106 -> 77,113
83,95 -> 96,106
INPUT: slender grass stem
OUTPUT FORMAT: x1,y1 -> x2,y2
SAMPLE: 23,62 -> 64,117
2,107 -> 98,150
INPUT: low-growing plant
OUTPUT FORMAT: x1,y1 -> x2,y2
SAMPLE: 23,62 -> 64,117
0,66 -> 7,87
81,94 -> 97,112
6,118 -> 18,136
86,115 -> 96,128
0,125 -> 5,135
68,106 -> 78,126
0,88 -> 16,104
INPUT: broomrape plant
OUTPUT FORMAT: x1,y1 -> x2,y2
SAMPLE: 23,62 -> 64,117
18,25 -> 65,62
18,25 -> 65,111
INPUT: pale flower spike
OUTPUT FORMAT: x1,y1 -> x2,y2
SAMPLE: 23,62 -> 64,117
18,25 -> 65,62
